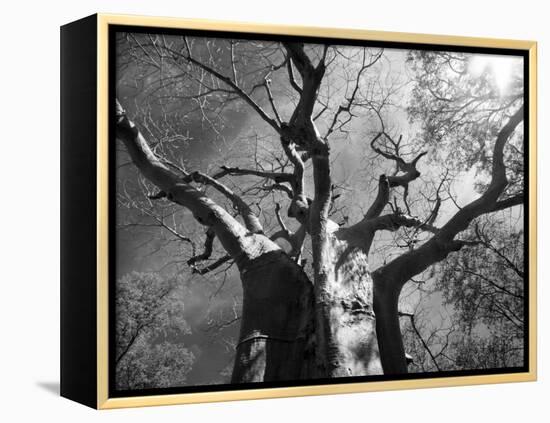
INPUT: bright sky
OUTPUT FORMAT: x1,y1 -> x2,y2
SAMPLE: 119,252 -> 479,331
468,54 -> 523,96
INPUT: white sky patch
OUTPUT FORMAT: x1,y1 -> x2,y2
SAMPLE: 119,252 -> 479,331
468,54 -> 522,96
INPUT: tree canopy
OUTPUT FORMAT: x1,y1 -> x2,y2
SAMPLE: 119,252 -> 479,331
115,272 -> 195,389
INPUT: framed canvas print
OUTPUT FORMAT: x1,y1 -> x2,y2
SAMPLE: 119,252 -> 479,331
60,13 -> 537,409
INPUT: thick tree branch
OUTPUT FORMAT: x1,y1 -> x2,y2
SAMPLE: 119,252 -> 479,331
279,124 -> 311,222
192,255 -> 232,275
286,56 -> 302,94
280,128 -> 306,194
270,203 -> 307,261
370,213 -> 439,234
284,43 -> 326,129
186,228 -> 232,273
115,98 -> 270,260
364,174 -> 390,220
340,207 -> 439,256
489,193 -> 524,213
187,228 -> 216,268
373,107 -> 523,375
370,132 -> 427,189
437,105 -> 524,241
214,165 -> 294,184
283,43 -> 315,77
274,203 -> 291,238
189,171 -> 264,234
374,105 -> 524,289
364,131 -> 427,222
283,43 -> 338,376
344,146 -> 430,253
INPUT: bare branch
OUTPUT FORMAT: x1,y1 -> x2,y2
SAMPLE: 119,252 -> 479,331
474,223 -> 524,278
283,43 -> 315,77
438,105 -> 524,240
280,126 -> 306,197
286,56 -> 302,94
369,132 -> 427,211
187,228 -> 216,267
253,183 -> 294,199
398,312 -> 441,371
364,174 -> 390,220
192,255 -> 232,275
264,74 -> 282,124
284,43 -> 327,125
325,49 -> 383,138
274,203 -> 291,238
369,213 -> 439,234
374,105 -> 524,288
115,98 -> 259,259
148,190 -> 167,200
175,38 -> 281,133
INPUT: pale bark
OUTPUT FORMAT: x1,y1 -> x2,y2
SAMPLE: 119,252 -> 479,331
281,43 -> 384,377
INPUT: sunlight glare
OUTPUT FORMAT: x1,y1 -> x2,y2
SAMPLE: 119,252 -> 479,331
468,54 -> 519,96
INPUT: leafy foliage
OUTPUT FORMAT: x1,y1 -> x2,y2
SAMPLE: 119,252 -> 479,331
437,217 -> 524,337
402,215 -> 524,372
407,51 -> 524,195
115,272 -> 195,390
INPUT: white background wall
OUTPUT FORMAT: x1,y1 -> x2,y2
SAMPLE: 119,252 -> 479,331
1,0 -> 546,421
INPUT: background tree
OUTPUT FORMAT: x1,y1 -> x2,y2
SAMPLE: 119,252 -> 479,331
114,32 -> 525,384
399,215 -> 524,372
116,272 -> 195,389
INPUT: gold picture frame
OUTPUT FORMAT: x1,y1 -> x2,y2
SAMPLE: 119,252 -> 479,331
61,13 -> 537,409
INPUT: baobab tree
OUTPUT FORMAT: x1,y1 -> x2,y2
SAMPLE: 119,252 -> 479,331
114,32 -> 525,384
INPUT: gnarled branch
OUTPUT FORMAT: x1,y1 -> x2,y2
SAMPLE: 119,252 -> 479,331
192,255 -> 232,275
115,98 -> 265,260
374,104 -> 524,288
174,38 -> 281,133
190,171 -> 264,234
187,228 -> 216,267
214,165 -> 294,184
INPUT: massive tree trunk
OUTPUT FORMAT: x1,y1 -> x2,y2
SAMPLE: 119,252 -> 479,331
232,235 -> 383,382
314,233 -> 383,377
231,249 -> 316,382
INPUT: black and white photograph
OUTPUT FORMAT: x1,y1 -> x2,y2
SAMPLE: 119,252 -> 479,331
5,0 -> 550,419
112,27 -> 528,395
